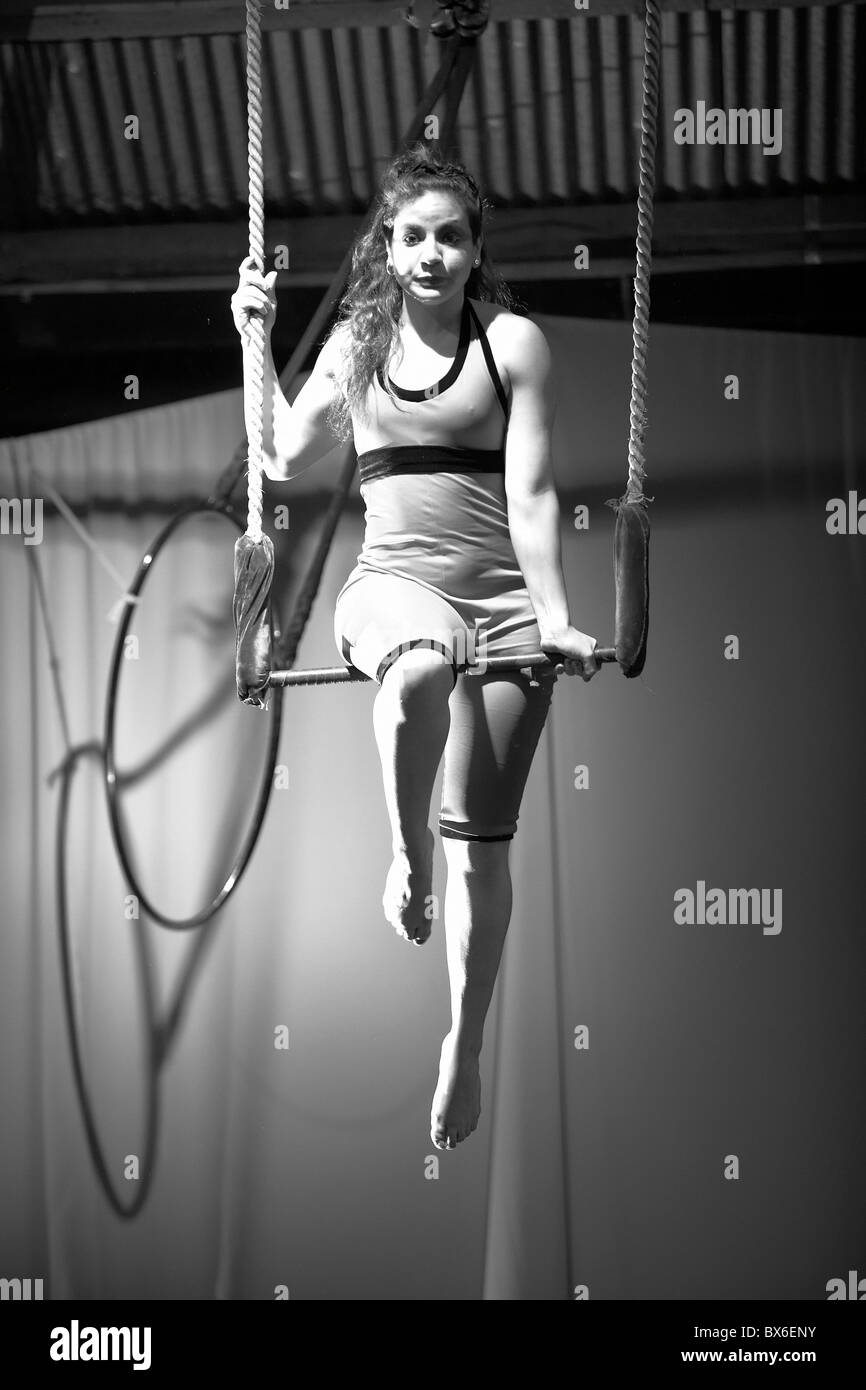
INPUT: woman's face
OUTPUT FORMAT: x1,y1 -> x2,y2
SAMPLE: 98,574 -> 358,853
387,190 -> 479,308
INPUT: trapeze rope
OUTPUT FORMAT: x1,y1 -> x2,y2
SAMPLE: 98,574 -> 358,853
244,0 -> 266,546
625,0 -> 660,507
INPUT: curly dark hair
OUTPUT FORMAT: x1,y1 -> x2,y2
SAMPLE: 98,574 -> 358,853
325,142 -> 520,441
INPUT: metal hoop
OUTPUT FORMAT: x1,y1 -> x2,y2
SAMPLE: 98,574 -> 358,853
104,503 -> 283,931
56,744 -> 160,1218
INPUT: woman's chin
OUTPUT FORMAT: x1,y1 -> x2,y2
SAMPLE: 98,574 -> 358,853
404,279 -> 466,306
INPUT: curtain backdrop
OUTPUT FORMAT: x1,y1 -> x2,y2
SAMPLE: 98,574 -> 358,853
1,315 -> 864,1301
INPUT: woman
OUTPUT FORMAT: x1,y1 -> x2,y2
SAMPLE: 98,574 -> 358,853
231,144 -> 600,1152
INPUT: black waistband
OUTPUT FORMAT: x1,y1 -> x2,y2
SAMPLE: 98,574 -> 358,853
357,444 -> 505,485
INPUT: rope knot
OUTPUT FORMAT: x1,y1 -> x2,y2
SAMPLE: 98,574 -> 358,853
431,1 -> 490,40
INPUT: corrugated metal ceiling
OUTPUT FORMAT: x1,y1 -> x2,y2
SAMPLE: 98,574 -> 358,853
1,3 -> 862,233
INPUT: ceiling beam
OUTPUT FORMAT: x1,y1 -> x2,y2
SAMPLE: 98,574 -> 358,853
3,248 -> 861,297
0,0 -> 859,43
1,195 -> 862,293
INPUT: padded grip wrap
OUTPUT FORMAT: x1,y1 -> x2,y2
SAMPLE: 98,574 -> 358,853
234,532 -> 275,708
612,497 -> 650,678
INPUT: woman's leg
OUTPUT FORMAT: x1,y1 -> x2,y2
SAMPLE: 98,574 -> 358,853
432,669 -> 556,1149
373,648 -> 454,945
432,836 -> 512,1149
334,570 -> 468,943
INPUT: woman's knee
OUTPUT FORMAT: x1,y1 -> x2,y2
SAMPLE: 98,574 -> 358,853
441,834 -> 511,872
379,646 -> 457,704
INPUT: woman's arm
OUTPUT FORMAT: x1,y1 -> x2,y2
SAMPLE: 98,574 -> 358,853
501,315 -> 571,640
232,256 -> 345,481
501,315 -> 600,678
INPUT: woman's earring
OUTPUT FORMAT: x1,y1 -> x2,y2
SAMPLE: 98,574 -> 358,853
474,257 -> 480,266
386,263 -> 394,275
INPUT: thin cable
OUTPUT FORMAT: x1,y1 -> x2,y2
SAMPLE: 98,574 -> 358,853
545,708 -> 576,1299
31,464 -> 139,615
272,442 -> 357,668
9,446 -> 160,1215
10,446 -> 73,756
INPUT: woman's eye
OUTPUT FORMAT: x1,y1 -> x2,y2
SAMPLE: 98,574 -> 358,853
401,231 -> 461,245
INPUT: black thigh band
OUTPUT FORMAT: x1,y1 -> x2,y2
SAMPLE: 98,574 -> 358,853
438,820 -> 515,843
376,639 -> 459,689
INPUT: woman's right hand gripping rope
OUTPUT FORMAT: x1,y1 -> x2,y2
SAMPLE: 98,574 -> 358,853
231,255 -> 278,343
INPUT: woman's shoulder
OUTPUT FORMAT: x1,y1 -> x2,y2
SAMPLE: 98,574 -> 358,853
317,320 -> 353,376
468,299 -> 550,368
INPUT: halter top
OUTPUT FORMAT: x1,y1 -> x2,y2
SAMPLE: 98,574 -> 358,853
356,297 -> 509,485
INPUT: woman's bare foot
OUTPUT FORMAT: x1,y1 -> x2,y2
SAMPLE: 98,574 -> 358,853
430,1032 -> 481,1149
382,826 -> 435,944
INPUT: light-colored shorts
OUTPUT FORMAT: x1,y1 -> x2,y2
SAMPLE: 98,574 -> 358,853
333,567 -> 556,842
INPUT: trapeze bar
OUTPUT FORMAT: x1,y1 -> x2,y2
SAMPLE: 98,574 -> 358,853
268,647 -> 618,687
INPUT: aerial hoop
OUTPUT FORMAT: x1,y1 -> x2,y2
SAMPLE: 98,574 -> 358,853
105,503 -> 284,931
55,743 -> 161,1218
